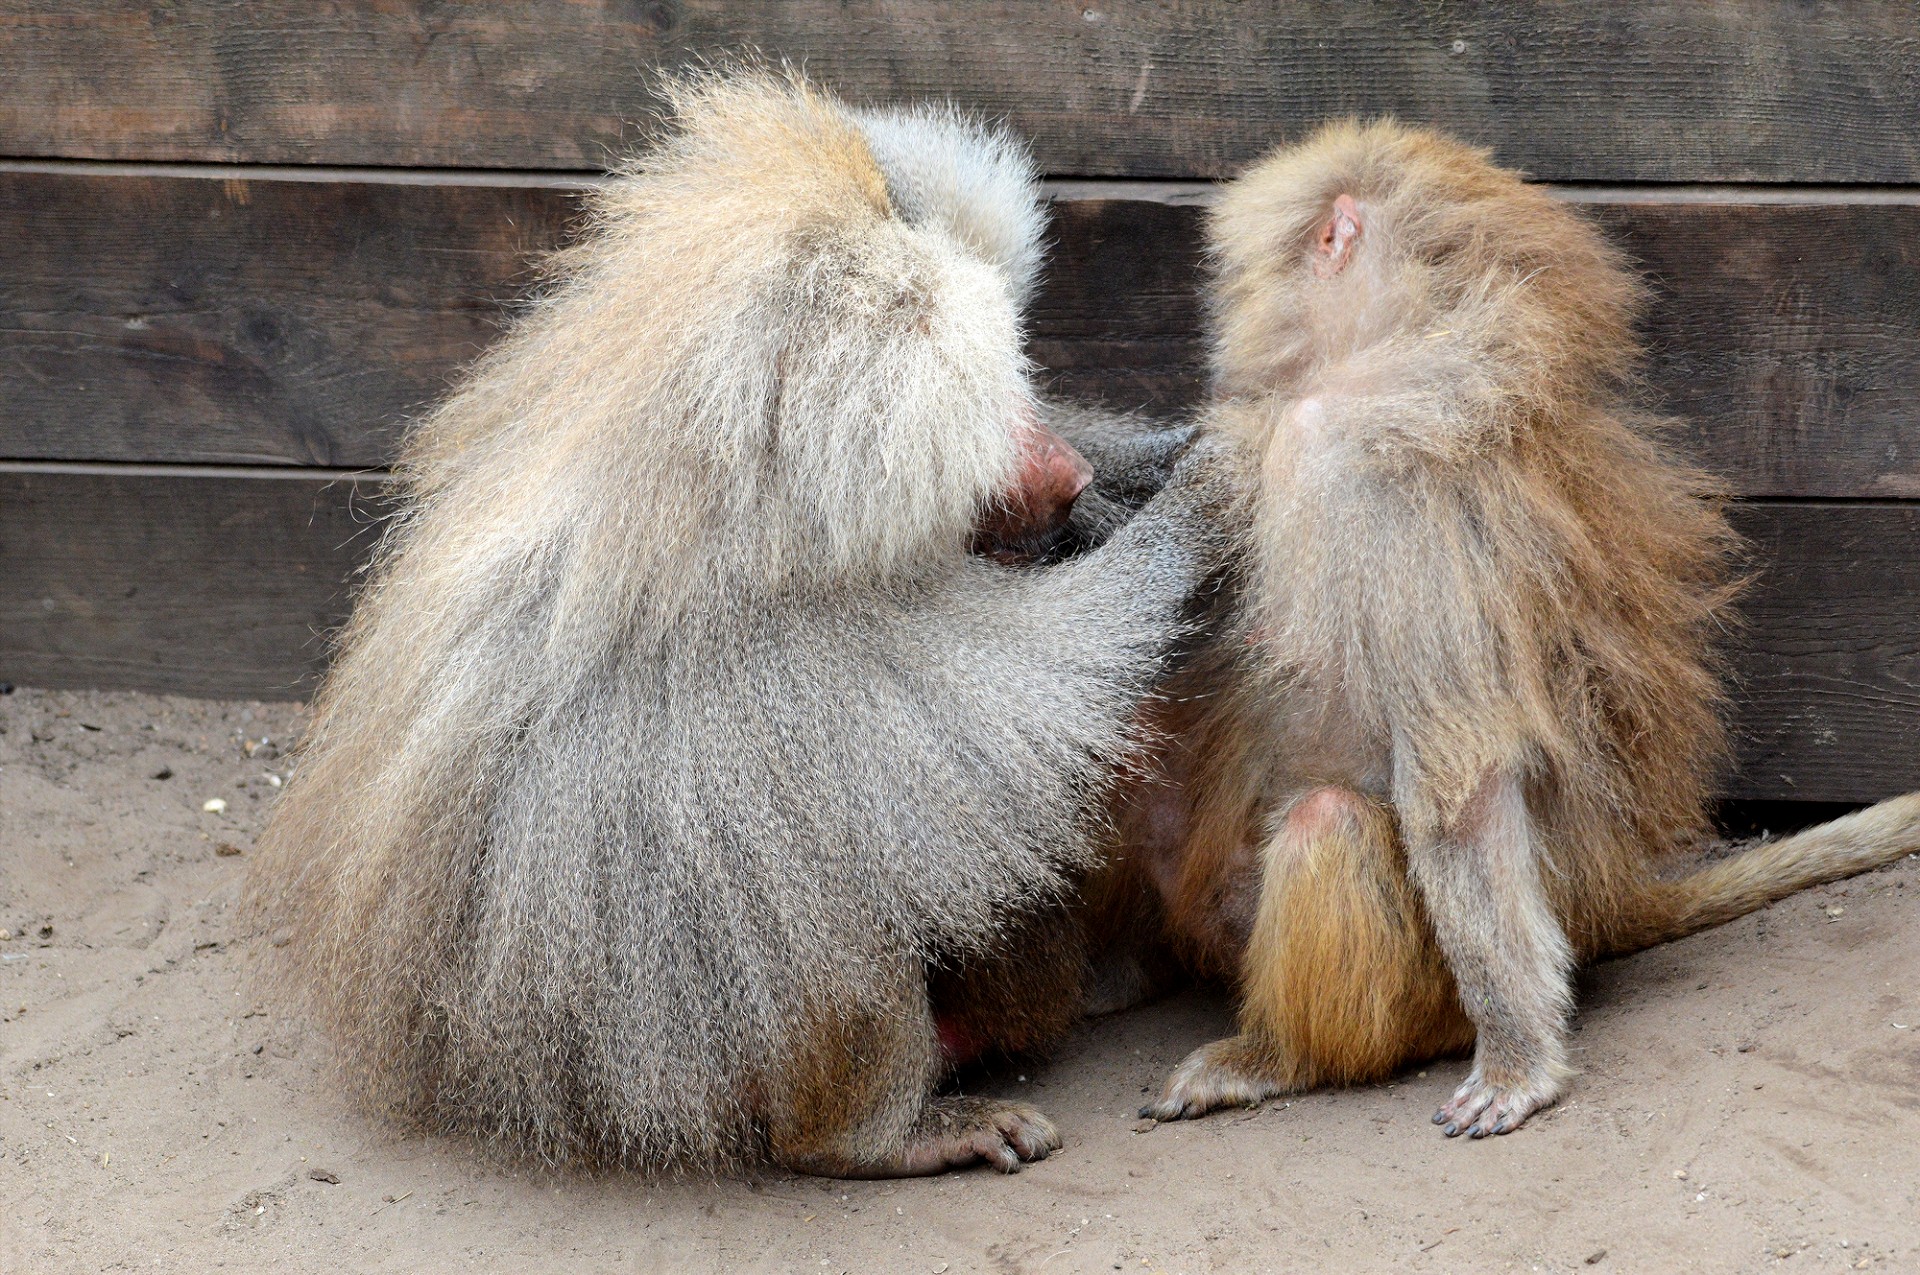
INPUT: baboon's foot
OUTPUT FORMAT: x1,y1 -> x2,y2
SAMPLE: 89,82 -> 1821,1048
1432,1064 -> 1563,1138
1139,1035 -> 1288,1122
890,1096 -> 1061,1175
788,1096 -> 1061,1178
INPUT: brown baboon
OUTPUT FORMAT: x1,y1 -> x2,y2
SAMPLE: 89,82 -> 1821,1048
1125,120 -> 1920,1137
247,72 -> 1221,1177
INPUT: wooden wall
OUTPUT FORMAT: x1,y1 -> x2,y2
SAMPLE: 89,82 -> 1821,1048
3,2 -> 1918,803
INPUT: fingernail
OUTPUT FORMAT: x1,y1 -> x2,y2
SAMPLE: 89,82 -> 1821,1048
1444,1123 -> 1459,1137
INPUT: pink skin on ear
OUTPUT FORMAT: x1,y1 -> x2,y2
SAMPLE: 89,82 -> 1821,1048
1313,193 -> 1362,278
970,405 -> 1094,560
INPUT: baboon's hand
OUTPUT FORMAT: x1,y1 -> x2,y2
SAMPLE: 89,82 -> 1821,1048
1163,428 -> 1231,482
787,1097 -> 1062,1179
1134,420 -> 1200,483
1148,432 -> 1247,571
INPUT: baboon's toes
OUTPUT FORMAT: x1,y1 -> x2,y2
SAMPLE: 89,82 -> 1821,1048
1434,1068 -> 1560,1138
1140,1035 -> 1285,1123
991,1103 -> 1063,1162
784,1097 -> 1062,1178
901,1097 -> 1060,1175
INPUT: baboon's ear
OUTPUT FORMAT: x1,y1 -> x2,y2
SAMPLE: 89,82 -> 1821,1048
1312,194 -> 1362,278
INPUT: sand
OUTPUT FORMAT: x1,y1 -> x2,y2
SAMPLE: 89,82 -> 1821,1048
2,685 -> 1915,1274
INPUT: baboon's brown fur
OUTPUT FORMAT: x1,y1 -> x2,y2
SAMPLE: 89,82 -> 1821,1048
1127,120 -> 1920,1136
247,71 -> 1220,1177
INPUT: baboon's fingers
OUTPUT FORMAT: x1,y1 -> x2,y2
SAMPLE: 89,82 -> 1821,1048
993,1106 -> 1062,1161
967,1131 -> 1024,1174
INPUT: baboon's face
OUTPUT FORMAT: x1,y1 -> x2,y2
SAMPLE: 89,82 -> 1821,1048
969,403 -> 1093,563
840,107 -> 1084,563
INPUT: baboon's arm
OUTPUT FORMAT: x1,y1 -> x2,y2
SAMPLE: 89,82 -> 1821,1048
1039,399 -> 1197,555
937,449 -> 1225,735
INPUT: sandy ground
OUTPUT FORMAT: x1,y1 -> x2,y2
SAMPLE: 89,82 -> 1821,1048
1,686 -> 1916,1275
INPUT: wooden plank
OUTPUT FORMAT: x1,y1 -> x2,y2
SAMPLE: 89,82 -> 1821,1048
4,2 -> 1920,181
1587,198 -> 1920,501
3,470 -> 1917,802
5,169 -> 1919,497
0,468 -> 388,698
1727,502 -> 1920,802
0,170 -> 579,467
1028,191 -> 1208,427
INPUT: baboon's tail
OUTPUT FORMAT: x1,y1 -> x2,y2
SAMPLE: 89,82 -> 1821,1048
1603,793 -> 1920,956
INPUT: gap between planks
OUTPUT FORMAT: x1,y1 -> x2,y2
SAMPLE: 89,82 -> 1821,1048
2,462 -> 1915,513
0,460 -> 390,483
7,157 -> 1920,207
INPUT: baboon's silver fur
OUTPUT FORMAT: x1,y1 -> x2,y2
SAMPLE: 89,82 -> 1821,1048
249,71 -> 1215,1173
852,102 -> 1049,305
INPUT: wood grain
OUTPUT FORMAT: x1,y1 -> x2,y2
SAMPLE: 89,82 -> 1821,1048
4,2 -> 1919,180
0,169 -> 579,467
4,170 -> 1918,498
3,470 -> 1916,802
0,468 -> 390,698
1727,502 -> 1920,802
1589,198 -> 1920,501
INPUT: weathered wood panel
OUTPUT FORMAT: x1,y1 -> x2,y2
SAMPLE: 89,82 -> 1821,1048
1728,502 -> 1920,802
0,170 -> 581,467
1029,191 -> 1208,427
0,468 -> 388,697
1592,197 -> 1920,501
4,2 -> 1919,180
3,469 -> 1917,802
5,170 -> 1919,497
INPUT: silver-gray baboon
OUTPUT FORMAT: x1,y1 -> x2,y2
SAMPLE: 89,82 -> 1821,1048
249,73 -> 1219,1177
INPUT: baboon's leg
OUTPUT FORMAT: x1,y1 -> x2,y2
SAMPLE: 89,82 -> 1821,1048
1077,853 -> 1184,1017
927,903 -> 1086,1065
1142,786 -> 1470,1121
1407,770 -> 1573,1138
771,970 -> 1061,1177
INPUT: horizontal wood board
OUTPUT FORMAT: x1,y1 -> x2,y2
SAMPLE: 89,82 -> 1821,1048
0,470 -> 389,699
0,170 -> 578,468
5,3 -> 1920,180
1730,502 -> 1920,803
5,171 -> 1920,498
2,470 -> 1917,803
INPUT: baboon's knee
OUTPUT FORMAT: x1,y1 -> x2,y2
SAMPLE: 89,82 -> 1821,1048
1282,785 -> 1372,842
1244,783 -> 1468,1084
